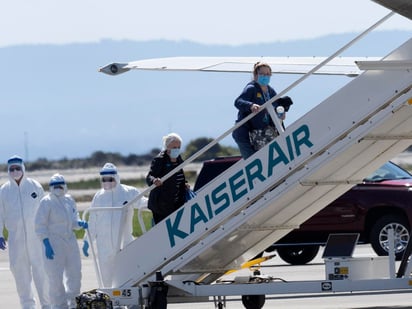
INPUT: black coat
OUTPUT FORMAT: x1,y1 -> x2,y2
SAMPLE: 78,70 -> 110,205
146,151 -> 186,217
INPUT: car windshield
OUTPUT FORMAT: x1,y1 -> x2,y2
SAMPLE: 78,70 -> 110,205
363,161 -> 412,182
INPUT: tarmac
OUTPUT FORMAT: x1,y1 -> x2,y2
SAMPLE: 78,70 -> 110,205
1,158 -> 412,308
1,244 -> 412,308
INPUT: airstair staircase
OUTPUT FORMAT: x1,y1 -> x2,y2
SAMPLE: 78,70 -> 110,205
111,40 -> 412,291
91,1 -> 412,306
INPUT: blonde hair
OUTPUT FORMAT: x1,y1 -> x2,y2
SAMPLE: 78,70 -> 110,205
162,132 -> 183,150
253,62 -> 272,79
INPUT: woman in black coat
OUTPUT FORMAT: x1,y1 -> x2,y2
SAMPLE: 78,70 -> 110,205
146,133 -> 187,224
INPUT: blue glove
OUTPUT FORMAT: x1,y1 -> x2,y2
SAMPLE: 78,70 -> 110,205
43,238 -> 54,260
185,189 -> 196,202
78,220 -> 88,229
82,240 -> 89,257
0,237 -> 6,250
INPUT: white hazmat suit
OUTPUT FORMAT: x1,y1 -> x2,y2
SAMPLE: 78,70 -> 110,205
0,155 -> 50,309
35,174 -> 86,309
85,163 -> 147,288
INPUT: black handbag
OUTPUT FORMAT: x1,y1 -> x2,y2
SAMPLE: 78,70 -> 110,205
249,126 -> 279,151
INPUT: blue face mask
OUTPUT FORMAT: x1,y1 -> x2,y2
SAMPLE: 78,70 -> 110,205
169,148 -> 180,159
257,75 -> 270,86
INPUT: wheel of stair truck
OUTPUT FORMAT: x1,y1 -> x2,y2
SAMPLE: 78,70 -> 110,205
370,214 -> 410,260
241,294 -> 265,309
276,245 -> 320,265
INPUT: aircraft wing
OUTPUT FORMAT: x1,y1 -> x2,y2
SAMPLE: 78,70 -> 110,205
99,56 -> 381,77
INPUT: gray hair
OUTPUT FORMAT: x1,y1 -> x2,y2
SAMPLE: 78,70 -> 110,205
162,132 -> 182,150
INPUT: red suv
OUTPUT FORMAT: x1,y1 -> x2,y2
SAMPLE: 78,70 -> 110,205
194,157 -> 412,265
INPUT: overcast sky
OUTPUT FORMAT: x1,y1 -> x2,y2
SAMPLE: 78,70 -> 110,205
2,0 -> 412,47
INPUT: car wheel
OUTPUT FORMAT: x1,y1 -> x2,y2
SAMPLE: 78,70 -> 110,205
277,245 -> 320,265
370,215 -> 410,259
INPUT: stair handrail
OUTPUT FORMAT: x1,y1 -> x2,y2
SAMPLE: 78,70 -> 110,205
110,11 -> 395,209
83,12 -> 395,234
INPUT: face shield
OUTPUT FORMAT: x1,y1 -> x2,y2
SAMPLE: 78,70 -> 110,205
49,174 -> 68,197
50,184 -> 67,197
99,163 -> 120,191
9,165 -> 23,181
100,176 -> 116,190
7,155 -> 25,181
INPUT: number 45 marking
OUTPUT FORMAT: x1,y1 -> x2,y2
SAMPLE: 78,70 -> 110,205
122,289 -> 132,297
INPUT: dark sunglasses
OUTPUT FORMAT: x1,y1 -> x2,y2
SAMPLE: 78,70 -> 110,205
9,166 -> 22,172
102,177 -> 115,183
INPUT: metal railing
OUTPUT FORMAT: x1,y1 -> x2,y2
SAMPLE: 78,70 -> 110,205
119,11 -> 394,211
82,11 -> 394,287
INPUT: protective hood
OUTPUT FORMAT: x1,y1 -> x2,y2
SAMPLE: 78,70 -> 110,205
99,162 -> 120,189
49,173 -> 68,196
7,155 -> 26,181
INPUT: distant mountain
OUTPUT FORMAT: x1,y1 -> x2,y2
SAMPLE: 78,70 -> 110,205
1,31 -> 410,162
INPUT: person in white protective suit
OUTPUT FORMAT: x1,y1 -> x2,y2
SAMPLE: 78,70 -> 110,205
35,174 -> 88,309
82,162 -> 147,288
0,155 -> 51,309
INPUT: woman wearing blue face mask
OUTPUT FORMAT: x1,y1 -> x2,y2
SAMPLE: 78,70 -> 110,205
146,132 -> 189,224
232,62 -> 292,159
